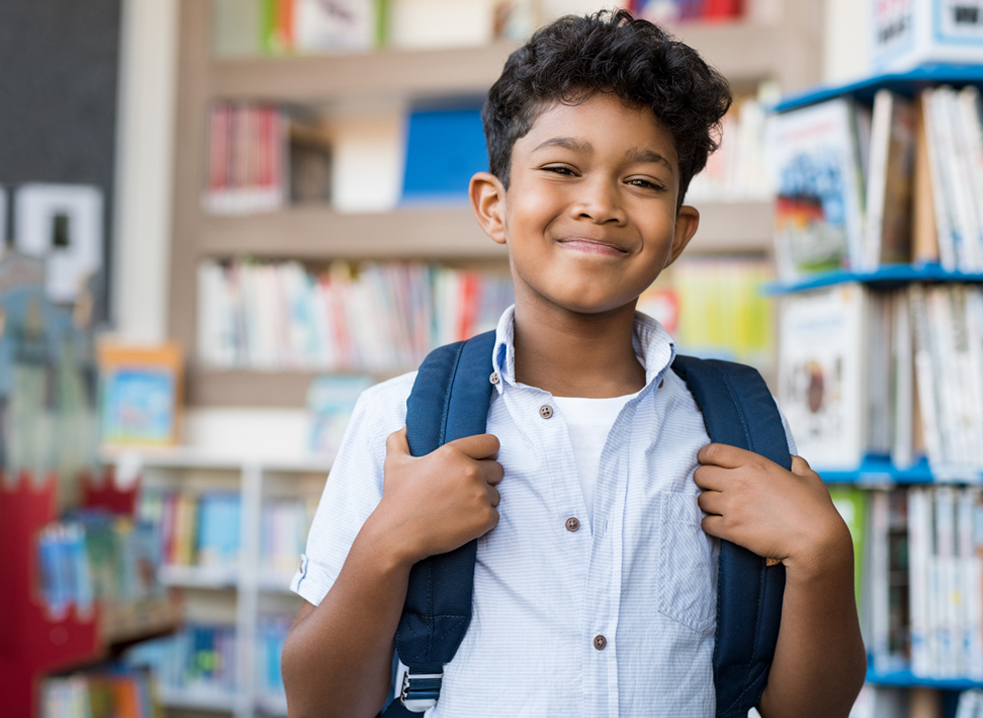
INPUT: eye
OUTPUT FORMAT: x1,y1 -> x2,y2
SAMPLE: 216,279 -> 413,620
627,177 -> 666,192
541,165 -> 577,176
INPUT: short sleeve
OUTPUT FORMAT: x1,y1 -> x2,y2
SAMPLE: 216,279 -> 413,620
773,397 -> 798,457
290,372 -> 416,605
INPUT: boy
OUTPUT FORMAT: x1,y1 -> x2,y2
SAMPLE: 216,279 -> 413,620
282,10 -> 866,718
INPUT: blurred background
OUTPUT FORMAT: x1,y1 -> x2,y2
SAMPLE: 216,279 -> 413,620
1,1 -> 982,717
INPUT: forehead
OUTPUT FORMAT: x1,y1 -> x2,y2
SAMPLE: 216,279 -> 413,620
517,93 -> 678,166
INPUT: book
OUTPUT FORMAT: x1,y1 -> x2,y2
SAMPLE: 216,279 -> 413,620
863,89 -> 915,269
778,284 -> 868,469
769,98 -> 866,280
203,103 -> 287,215
870,0 -> 983,72
400,106 -> 488,204
911,94 -> 941,265
197,259 -> 514,372
295,0 -> 381,53
97,343 -> 182,447
140,490 -> 242,571
126,624 -> 238,695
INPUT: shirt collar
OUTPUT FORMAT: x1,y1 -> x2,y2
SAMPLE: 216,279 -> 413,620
490,305 -> 676,396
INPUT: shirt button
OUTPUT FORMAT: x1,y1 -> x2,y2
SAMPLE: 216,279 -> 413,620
565,516 -> 580,532
489,371 -> 500,385
539,404 -> 553,419
593,634 -> 607,651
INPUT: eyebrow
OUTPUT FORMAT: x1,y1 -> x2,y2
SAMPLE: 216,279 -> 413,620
624,147 -> 674,174
531,137 -> 674,175
531,137 -> 594,154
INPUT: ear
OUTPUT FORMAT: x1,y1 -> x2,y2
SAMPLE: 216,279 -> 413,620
469,172 -> 507,245
665,205 -> 700,267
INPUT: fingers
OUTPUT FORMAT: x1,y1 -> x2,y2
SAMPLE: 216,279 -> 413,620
486,483 -> 501,508
697,489 -> 724,516
479,458 -> 505,486
693,464 -> 729,492
701,514 -> 725,538
448,433 -> 501,461
697,443 -> 755,469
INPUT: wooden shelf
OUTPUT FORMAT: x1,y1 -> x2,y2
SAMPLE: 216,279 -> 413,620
211,43 -> 516,103
209,21 -> 814,105
199,205 -> 505,259
198,201 -> 771,260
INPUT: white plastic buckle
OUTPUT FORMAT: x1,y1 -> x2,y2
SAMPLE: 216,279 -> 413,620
395,659 -> 442,713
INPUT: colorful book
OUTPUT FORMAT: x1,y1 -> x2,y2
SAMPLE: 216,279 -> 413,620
769,98 -> 866,280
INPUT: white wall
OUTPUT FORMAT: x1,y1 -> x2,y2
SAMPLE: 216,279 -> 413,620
112,0 -> 178,345
823,0 -> 870,84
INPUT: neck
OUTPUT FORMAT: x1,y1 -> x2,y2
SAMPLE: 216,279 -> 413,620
511,294 -> 646,398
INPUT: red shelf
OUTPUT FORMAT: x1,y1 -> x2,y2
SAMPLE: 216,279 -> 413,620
0,472 -> 103,716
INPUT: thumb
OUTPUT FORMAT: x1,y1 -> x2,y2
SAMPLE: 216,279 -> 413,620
385,427 -> 411,459
790,454 -> 812,476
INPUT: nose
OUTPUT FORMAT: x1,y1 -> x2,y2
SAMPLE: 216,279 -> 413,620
570,177 -> 627,225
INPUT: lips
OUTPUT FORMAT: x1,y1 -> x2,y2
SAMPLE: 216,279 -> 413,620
555,237 -> 630,256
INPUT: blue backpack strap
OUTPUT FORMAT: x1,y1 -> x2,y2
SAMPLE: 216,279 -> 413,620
671,355 -> 792,718
381,330 -> 497,716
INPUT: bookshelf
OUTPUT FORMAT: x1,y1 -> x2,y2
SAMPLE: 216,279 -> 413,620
167,0 -> 823,410
102,447 -> 331,718
771,68 -> 983,705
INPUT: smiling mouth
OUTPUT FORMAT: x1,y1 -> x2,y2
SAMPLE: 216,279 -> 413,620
555,237 -> 630,256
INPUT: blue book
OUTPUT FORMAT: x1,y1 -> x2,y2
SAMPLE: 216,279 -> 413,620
197,494 -> 241,568
401,106 -> 487,204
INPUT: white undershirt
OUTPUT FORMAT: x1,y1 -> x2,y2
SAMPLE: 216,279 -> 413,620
552,392 -> 639,527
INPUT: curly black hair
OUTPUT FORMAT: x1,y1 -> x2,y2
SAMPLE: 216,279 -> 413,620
483,9 -> 732,207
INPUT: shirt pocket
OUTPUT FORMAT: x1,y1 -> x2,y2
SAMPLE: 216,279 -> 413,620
658,491 -> 717,633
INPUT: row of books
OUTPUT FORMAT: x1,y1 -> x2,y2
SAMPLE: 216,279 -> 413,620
126,624 -> 238,695
41,669 -> 159,718
36,513 -> 164,619
687,96 -> 772,204
770,85 -> 983,280
639,257 -> 775,374
213,0 -> 746,58
138,491 -> 242,570
262,497 -> 318,577
628,0 -> 743,26
835,484 -> 983,681
779,282 -> 983,475
204,103 -> 286,215
136,489 -> 317,578
197,260 -> 515,371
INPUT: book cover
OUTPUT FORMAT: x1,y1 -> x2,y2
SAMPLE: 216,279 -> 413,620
778,284 -> 867,469
98,343 -> 182,447
769,98 -> 866,280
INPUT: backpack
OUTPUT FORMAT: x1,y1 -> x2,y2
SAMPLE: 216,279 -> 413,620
380,330 -> 790,718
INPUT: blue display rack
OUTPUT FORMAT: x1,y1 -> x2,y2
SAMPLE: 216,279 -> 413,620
866,667 -> 983,692
819,455 -> 936,484
776,64 -> 983,113
765,264 -> 983,295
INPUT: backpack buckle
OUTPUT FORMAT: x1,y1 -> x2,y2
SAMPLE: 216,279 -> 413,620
396,660 -> 443,713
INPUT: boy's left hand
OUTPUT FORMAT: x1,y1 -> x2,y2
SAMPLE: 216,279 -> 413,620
694,443 -> 849,577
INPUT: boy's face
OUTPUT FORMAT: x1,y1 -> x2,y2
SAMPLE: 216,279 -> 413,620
470,93 -> 699,316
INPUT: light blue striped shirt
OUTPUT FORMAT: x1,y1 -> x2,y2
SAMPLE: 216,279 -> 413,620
293,307 -> 795,717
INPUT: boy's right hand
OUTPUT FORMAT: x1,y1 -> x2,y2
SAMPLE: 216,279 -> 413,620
371,427 -> 504,566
